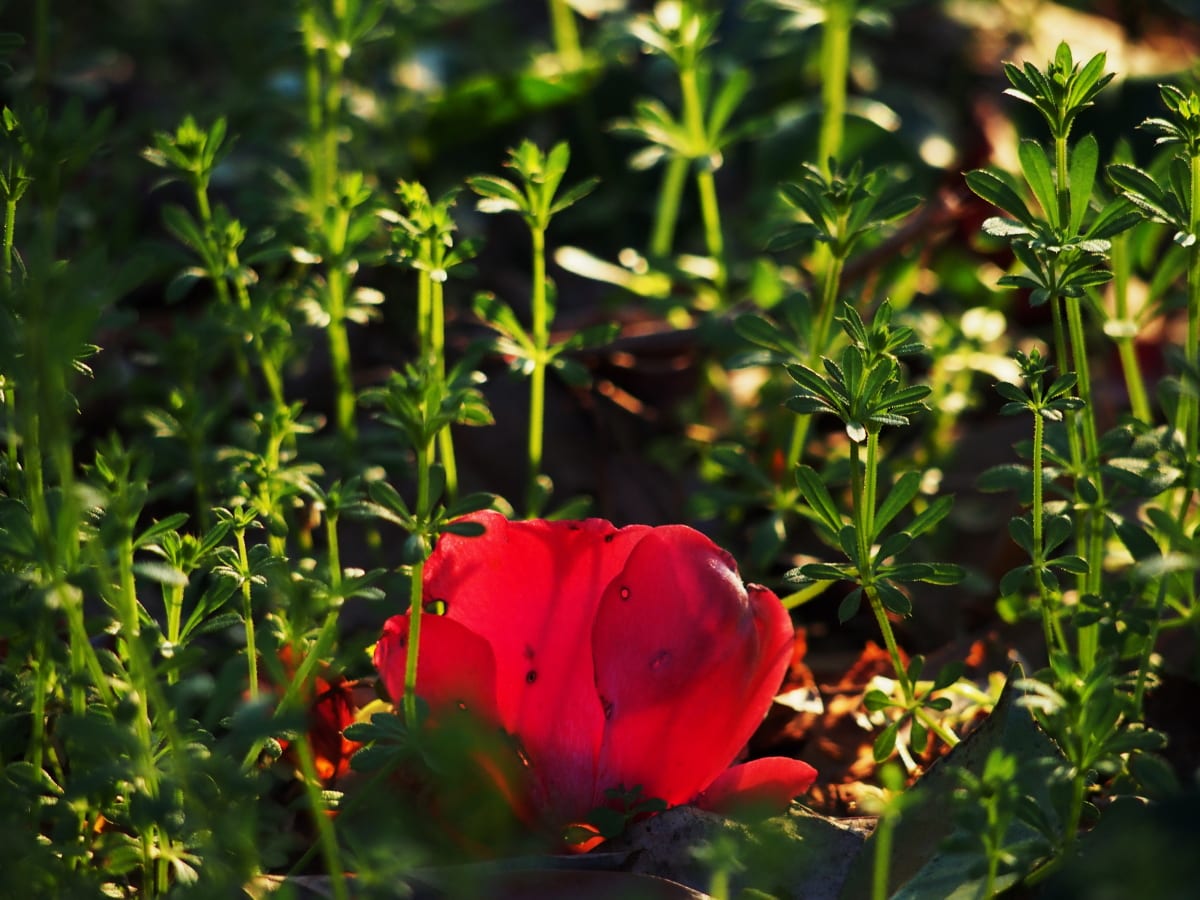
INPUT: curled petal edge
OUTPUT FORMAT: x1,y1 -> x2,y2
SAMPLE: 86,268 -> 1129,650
694,757 -> 818,817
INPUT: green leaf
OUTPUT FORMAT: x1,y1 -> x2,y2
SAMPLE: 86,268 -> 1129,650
467,175 -> 526,215
999,565 -> 1032,597
1043,514 -> 1074,555
133,513 -> 190,550
905,494 -> 954,539
838,587 -> 864,622
1018,140 -> 1058,227
876,580 -> 912,616
794,465 -> 843,533
873,471 -> 921,539
549,176 -> 600,216
965,169 -> 1034,226
873,721 -> 900,762
1009,515 -> 1035,556
1068,134 -> 1099,235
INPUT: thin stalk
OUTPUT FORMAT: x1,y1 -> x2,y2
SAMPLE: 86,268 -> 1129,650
2,195 -> 15,288
853,435 -> 913,704
696,169 -> 725,291
1133,577 -> 1170,714
650,155 -> 689,257
403,437 -> 433,729
527,225 -> 549,514
1177,153 -> 1200,528
431,276 -> 458,499
1031,403 -> 1068,656
1061,766 -> 1088,855
1064,294 -> 1104,669
1054,131 -> 1105,667
1108,234 -> 1151,423
292,738 -> 350,900
871,804 -> 895,900
325,264 -> 357,442
322,1 -> 348,209
547,0 -> 583,71
817,0 -> 853,175
27,624 -> 48,773
786,248 -> 846,469
237,527 -> 260,701
679,65 -> 725,291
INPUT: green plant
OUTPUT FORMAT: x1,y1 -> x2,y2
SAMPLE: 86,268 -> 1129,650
468,140 -> 607,515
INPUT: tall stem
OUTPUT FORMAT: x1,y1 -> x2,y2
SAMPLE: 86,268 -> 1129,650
786,249 -> 845,469
237,528 -> 259,701
679,65 -> 725,292
817,0 -> 852,175
431,276 -> 458,499
527,225 -> 549,514
853,435 -> 913,703
1108,234 -> 1151,423
547,0 -> 583,71
1178,153 -> 1200,526
403,437 -> 432,729
650,156 -> 689,257
325,264 -> 356,443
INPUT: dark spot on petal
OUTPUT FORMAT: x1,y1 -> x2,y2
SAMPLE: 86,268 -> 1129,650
600,695 -> 614,720
525,669 -> 538,684
650,650 -> 671,670
567,523 -> 581,531
524,644 -> 536,660
604,533 -> 615,543
619,585 -> 631,601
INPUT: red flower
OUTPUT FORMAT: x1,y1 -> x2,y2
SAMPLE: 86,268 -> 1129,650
373,511 -> 816,840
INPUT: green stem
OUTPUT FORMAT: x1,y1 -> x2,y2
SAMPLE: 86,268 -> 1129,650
817,0 -> 853,174
914,706 -> 961,748
853,434 -> 914,704
1178,153 -> 1200,527
403,438 -> 433,729
871,807 -> 895,900
1064,294 -> 1104,669
1109,234 -> 1151,423
679,65 -> 725,291
27,624 -> 48,773
431,276 -> 458,499
1030,400 -> 1063,655
547,0 -> 583,71
1133,576 -> 1170,715
326,265 -> 357,443
786,249 -> 845,469
527,225 -> 549,514
1061,767 -> 1088,853
237,528 -> 259,701
292,738 -> 350,900
2,195 -> 15,289
322,2 -> 347,213
651,154 -> 689,257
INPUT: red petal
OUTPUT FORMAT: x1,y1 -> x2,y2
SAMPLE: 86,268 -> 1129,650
591,527 -> 795,809
373,613 -> 499,722
423,511 -> 651,824
695,757 -> 818,816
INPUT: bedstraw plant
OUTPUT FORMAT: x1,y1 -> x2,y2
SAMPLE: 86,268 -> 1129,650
1,4 -> 1199,898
